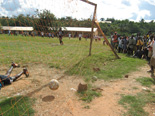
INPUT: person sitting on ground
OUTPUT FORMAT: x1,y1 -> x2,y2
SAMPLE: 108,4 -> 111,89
0,62 -> 29,90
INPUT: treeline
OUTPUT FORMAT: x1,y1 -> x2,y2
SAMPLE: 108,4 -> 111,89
0,9 -> 91,33
0,9 -> 155,35
100,18 -> 155,36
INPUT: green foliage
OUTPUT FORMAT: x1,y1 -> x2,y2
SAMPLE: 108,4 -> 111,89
100,18 -> 155,35
78,90 -> 101,102
119,92 -> 155,116
78,84 -> 101,103
136,77 -> 155,87
0,96 -> 35,116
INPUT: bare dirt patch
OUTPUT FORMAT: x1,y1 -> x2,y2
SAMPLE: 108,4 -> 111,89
0,64 -> 155,116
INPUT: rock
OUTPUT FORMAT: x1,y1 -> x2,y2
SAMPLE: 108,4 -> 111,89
77,83 -> 87,92
92,76 -> 98,81
70,88 -> 77,92
125,75 -> 128,78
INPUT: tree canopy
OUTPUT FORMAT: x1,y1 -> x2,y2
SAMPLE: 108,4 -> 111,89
0,10 -> 155,35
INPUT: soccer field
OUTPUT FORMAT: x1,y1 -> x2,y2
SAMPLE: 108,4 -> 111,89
0,34 -> 146,80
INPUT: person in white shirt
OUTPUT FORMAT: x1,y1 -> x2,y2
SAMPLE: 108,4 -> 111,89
41,32 -> 44,37
148,36 -> 155,77
69,33 -> 71,39
79,34 -> 82,41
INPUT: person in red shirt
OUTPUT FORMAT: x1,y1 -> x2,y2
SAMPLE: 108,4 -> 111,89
113,32 -> 118,50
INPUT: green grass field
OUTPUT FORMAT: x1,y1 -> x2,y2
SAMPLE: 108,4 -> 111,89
0,34 -> 146,81
0,34 -> 149,115
0,96 -> 35,116
119,92 -> 155,116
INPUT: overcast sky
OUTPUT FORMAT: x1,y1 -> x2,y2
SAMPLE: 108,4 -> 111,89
0,0 -> 155,22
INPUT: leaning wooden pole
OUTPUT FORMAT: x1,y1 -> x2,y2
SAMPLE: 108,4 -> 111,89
81,0 -> 120,59
89,4 -> 97,56
95,21 -> 120,59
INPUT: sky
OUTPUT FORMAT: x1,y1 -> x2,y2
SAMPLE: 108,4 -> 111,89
0,0 -> 155,22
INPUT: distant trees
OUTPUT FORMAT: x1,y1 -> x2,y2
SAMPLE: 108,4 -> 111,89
99,18 -> 155,35
0,11 -> 155,35
35,9 -> 57,32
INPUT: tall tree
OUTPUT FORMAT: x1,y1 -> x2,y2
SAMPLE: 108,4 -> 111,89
36,9 -> 57,32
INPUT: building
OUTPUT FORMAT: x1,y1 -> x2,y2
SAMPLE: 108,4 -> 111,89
50,27 -> 98,38
99,21 -> 112,24
1,26 -> 34,35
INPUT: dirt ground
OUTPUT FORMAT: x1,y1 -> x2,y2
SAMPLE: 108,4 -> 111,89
0,64 -> 155,116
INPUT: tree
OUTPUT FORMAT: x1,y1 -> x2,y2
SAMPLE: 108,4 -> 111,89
100,18 -> 105,21
36,9 -> 57,32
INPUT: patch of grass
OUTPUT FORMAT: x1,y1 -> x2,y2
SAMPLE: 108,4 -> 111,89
136,77 -> 155,87
67,53 -> 146,81
78,84 -> 101,103
78,90 -> 101,103
132,87 -> 139,90
0,96 -> 35,116
119,92 -> 155,116
84,105 -> 90,109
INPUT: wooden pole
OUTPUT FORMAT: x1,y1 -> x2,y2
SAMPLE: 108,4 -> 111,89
80,0 -> 97,56
80,0 -> 97,6
80,0 -> 120,59
95,21 -> 120,59
89,4 -> 97,56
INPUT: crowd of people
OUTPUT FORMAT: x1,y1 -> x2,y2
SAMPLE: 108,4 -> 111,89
110,31 -> 154,60
110,31 -> 155,77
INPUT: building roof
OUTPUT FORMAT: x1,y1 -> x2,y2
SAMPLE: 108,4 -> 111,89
49,27 -> 98,32
99,21 -> 112,24
62,27 -> 98,32
2,26 -> 34,31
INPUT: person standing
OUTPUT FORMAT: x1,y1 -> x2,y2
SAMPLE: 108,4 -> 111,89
136,37 -> 144,51
79,33 -> 82,41
49,32 -> 51,38
147,36 -> 154,63
69,33 -> 71,39
118,36 -> 123,53
128,35 -> 135,55
148,36 -> 155,78
41,32 -> 44,37
122,36 -> 128,53
58,28 -> 63,45
113,32 -> 118,50
8,30 -> 11,36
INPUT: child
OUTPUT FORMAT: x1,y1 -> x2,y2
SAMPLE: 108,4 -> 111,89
0,63 -> 29,90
